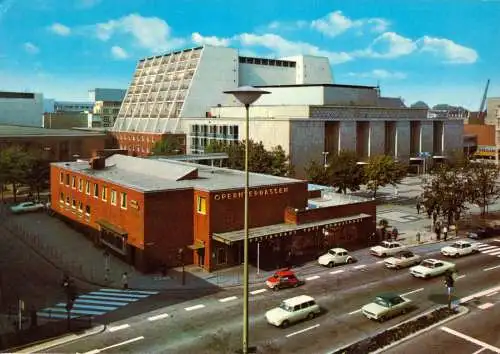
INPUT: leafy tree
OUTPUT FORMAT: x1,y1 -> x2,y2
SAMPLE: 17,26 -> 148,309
0,146 -> 33,202
364,155 -> 407,198
410,101 -> 429,109
467,162 -> 500,216
268,145 -> 294,177
304,160 -> 330,186
24,154 -> 50,200
151,136 -> 183,155
329,150 -> 365,194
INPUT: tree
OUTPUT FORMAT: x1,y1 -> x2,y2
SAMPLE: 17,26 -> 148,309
304,160 -> 330,186
410,101 -> 430,109
151,136 -> 182,155
364,155 -> 407,198
268,145 -> 294,177
24,154 -> 50,200
329,150 -> 365,194
467,162 -> 500,216
0,146 -> 33,202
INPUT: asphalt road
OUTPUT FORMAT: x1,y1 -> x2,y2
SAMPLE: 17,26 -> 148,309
45,238 -> 500,354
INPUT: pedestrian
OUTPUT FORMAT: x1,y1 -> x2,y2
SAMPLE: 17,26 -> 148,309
416,232 -> 421,244
432,212 -> 438,225
416,201 -> 421,214
443,225 -> 448,241
121,272 -> 128,290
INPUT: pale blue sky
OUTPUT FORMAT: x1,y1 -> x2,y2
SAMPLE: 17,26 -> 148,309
0,0 -> 498,109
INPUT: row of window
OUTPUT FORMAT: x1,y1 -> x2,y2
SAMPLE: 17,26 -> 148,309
59,172 -> 128,209
118,135 -> 159,142
121,145 -> 151,154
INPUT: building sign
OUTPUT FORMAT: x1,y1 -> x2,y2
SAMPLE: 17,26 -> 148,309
214,187 -> 289,201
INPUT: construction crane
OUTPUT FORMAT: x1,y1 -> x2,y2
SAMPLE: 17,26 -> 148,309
478,79 -> 490,122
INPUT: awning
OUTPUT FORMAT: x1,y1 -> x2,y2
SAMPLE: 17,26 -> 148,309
212,213 -> 372,245
96,219 -> 128,236
187,240 -> 206,250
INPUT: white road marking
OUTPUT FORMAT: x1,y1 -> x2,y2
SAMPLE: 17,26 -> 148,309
472,347 -> 487,354
306,275 -> 320,281
184,304 -> 205,311
83,336 -> 145,354
484,265 -> 500,272
493,239 -> 500,243
330,270 -> 344,275
481,248 -> 500,254
250,289 -> 267,295
440,327 -> 500,353
477,245 -> 498,251
456,275 -> 466,280
478,302 -> 495,310
219,296 -> 238,303
460,285 -> 500,303
353,265 -> 366,270
376,260 -> 385,264
107,324 -> 130,332
486,291 -> 498,297
147,313 -> 169,321
401,288 -> 424,297
488,250 -> 500,256
348,309 -> 362,315
285,324 -> 320,338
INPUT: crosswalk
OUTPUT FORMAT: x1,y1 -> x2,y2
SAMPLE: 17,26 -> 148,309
476,240 -> 500,257
37,288 -> 159,319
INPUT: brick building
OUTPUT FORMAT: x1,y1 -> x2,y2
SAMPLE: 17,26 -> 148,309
50,154 -> 375,272
112,131 -> 186,156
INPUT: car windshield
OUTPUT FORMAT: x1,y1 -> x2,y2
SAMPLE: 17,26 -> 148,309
279,303 -> 293,312
421,261 -> 435,268
380,242 -> 389,248
450,243 -> 460,248
374,297 -> 389,307
328,250 -> 337,256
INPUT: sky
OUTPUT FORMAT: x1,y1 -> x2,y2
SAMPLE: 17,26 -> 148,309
0,0 -> 499,109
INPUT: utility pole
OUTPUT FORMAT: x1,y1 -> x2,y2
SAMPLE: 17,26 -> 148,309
178,248 -> 185,286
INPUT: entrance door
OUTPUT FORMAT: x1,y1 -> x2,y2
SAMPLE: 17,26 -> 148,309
197,249 -> 205,267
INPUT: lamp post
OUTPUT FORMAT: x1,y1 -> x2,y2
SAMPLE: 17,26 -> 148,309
224,86 -> 270,354
322,151 -> 329,169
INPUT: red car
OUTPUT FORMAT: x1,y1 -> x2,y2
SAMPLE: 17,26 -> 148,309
265,269 -> 304,291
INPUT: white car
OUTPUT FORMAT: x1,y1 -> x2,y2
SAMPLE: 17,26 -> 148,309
318,248 -> 354,267
265,295 -> 321,328
441,241 -> 479,257
384,251 -> 422,269
10,201 -> 46,214
370,241 -> 406,257
410,259 -> 456,278
362,293 -> 413,321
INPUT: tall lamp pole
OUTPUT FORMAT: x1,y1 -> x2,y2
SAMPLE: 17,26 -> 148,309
224,86 -> 270,354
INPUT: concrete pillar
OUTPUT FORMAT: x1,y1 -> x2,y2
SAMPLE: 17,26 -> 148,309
420,121 -> 433,154
395,121 -> 410,159
369,121 -> 385,156
443,120 -> 464,154
339,121 -> 356,152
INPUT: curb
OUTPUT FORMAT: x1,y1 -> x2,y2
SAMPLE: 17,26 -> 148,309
12,324 -> 106,353
371,305 -> 469,353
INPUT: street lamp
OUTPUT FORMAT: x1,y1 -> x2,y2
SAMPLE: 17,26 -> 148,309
224,86 -> 270,354
322,151 -> 329,169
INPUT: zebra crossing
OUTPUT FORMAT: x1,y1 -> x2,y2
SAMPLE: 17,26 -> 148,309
476,240 -> 500,257
37,288 -> 159,320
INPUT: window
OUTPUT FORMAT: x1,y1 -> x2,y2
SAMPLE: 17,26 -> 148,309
111,190 -> 117,205
72,199 -> 76,209
217,248 -> 227,265
102,186 -> 108,201
78,178 -> 83,192
71,176 -> 76,189
197,196 -> 206,214
78,201 -> 83,211
93,183 -> 99,198
85,205 -> 91,215
66,196 -> 70,205
65,174 -> 70,186
59,172 -> 64,184
120,192 -> 127,209
59,192 -> 64,202
85,181 -> 90,195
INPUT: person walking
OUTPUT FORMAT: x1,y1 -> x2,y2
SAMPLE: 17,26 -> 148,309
416,201 -> 421,215
121,272 -> 129,290
443,225 -> 448,241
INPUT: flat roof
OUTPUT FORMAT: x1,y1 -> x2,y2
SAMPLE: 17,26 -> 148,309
255,83 -> 377,90
0,125 -> 106,138
53,154 -> 302,193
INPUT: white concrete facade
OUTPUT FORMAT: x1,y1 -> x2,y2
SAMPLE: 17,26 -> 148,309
0,92 -> 44,127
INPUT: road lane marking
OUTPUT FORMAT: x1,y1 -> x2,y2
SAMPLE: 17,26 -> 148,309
184,304 -> 205,311
440,327 -> 500,353
493,239 -> 500,243
478,302 -> 494,310
348,309 -> 362,315
148,313 -> 169,321
486,291 -> 498,297
107,324 -> 130,332
83,336 -> 145,354
484,265 -> 500,272
477,245 -> 498,251
219,296 -> 238,303
306,275 -> 320,281
488,250 -> 500,256
401,288 -> 424,297
376,260 -> 385,264
481,248 -> 500,254
250,289 -> 267,295
456,275 -> 466,280
330,270 -> 344,275
353,265 -> 366,270
472,348 -> 487,354
460,285 -> 500,303
285,324 -> 320,338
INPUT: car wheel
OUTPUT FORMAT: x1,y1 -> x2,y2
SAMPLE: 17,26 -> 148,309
455,253 -> 460,258
281,320 -> 290,328
346,258 -> 354,264
293,282 -> 299,288
307,312 -> 316,320
378,315 -> 386,322
328,262 -> 335,268
273,286 -> 279,292
382,253 -> 387,257
425,274 -> 430,279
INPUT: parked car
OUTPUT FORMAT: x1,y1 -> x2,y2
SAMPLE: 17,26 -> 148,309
318,247 -> 354,267
265,269 -> 304,291
441,240 -> 479,257
410,259 -> 456,278
384,251 -> 422,269
468,226 -> 500,240
370,241 -> 407,257
9,201 -> 46,214
265,295 -> 321,328
361,293 -> 412,321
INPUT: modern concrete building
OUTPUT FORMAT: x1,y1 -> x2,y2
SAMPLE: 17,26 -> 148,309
0,91 -> 44,127
88,88 -> 126,103
92,100 -> 122,128
485,97 -> 500,126
43,112 -> 89,129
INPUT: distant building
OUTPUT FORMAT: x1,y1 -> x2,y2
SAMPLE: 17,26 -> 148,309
92,100 -> 122,128
88,88 -> 126,102
43,112 -> 89,129
0,91 -> 44,127
54,101 -> 94,113
485,97 -> 500,126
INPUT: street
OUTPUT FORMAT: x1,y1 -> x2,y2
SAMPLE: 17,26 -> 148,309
45,239 -> 500,354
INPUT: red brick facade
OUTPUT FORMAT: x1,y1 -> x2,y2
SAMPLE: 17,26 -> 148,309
112,132 -> 186,157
